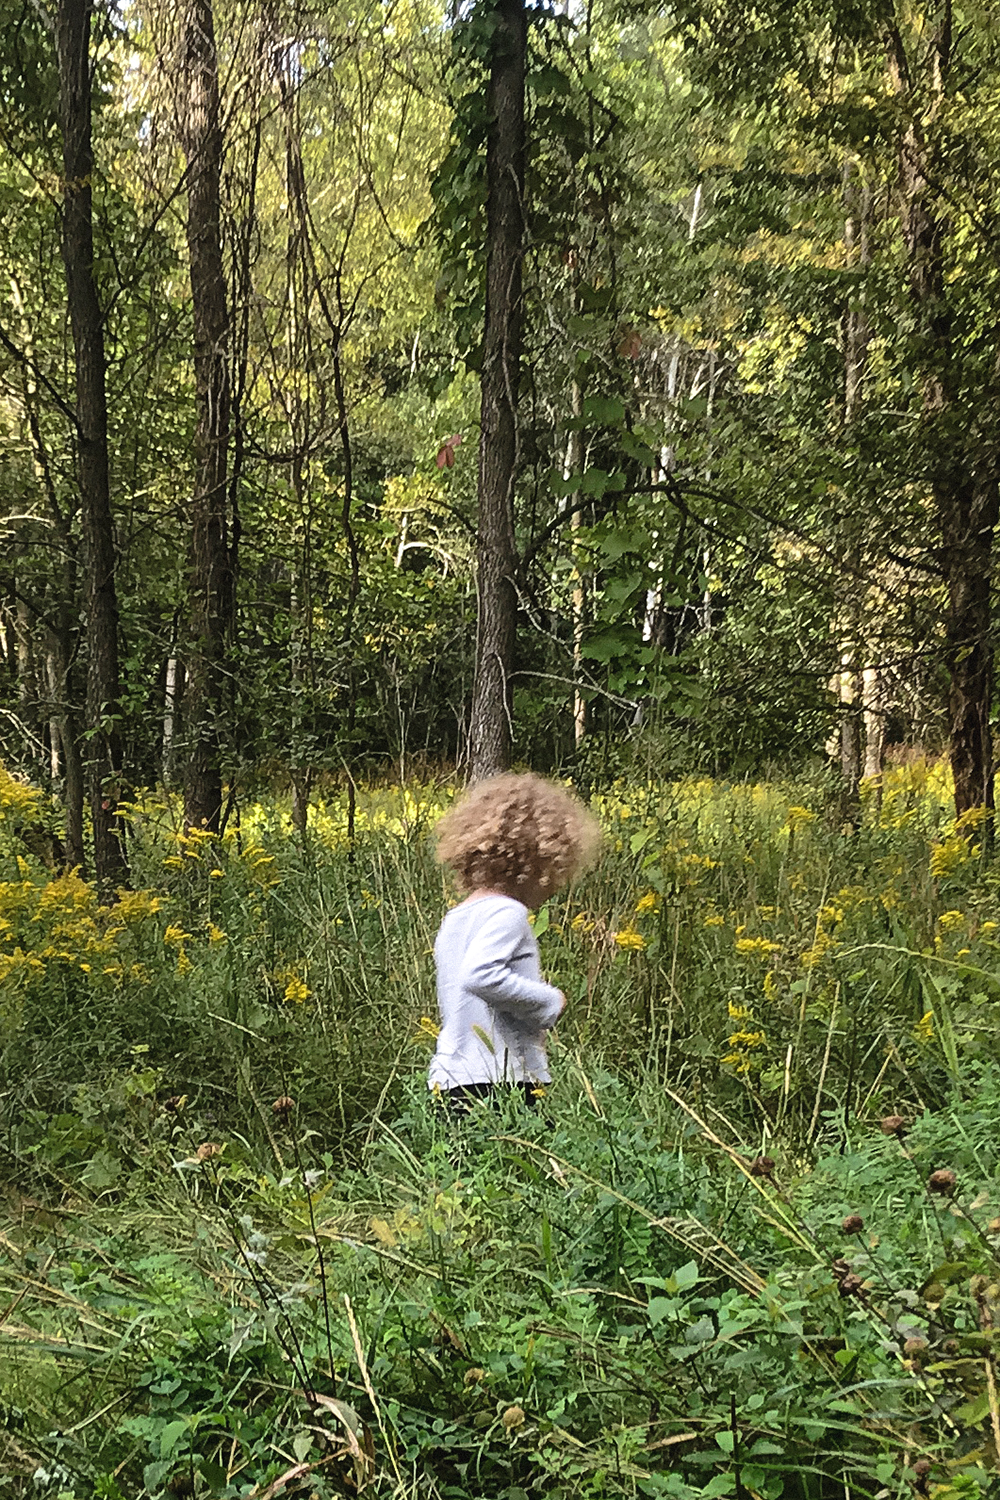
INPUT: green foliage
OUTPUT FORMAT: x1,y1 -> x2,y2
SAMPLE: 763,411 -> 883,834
4,767 -> 1000,1493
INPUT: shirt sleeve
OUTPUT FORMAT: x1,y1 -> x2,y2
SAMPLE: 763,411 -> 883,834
462,904 -> 564,1027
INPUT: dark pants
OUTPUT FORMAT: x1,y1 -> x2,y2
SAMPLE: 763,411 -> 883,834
443,1081 -> 543,1117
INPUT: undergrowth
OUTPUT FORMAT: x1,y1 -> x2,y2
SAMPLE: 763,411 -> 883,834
3,759 -> 1000,1496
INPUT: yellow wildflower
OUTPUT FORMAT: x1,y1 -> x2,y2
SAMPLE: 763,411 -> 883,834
113,889 -> 162,922
635,891 -> 660,915
0,767 -> 42,818
207,923 -> 227,945
762,970 -> 778,1002
938,910 -> 966,933
735,937 -> 781,959
210,868 -> 224,879
930,834 -> 976,880
727,1029 -> 766,1049
955,804 -> 992,832
283,975 -> 310,1004
703,913 -> 725,928
914,1011 -> 934,1043
613,927 -> 647,952
785,805 -> 816,831
414,1015 -> 440,1045
800,930 -> 837,969
163,924 -> 190,947
982,921 -> 998,933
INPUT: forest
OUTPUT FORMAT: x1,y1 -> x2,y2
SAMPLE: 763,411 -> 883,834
4,0 -> 1000,1497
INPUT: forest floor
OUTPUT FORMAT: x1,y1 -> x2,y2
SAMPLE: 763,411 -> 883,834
2,760 -> 999,1500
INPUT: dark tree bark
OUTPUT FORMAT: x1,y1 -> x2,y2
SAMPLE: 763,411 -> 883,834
55,0 -> 128,889
888,8 -> 998,819
468,0 -> 527,783
179,0 -> 232,833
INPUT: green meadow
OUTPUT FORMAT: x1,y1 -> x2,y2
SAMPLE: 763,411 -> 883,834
4,761 -> 1000,1499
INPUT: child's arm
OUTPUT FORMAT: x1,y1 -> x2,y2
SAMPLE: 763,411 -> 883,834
463,905 -> 564,1029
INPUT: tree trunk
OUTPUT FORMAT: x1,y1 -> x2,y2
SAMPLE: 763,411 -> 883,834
44,626 -> 86,869
565,380 -> 586,748
862,666 -> 884,782
887,12 -> 998,819
468,0 -> 526,783
56,0 -> 128,890
179,0 -> 232,833
834,161 -> 870,821
938,475 -> 998,816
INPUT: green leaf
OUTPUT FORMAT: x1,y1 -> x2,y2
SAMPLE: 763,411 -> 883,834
674,1260 -> 699,1290
582,395 -> 625,425
953,1393 -> 992,1427
159,1419 -> 188,1458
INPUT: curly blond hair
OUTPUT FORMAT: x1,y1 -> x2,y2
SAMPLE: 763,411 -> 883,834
434,772 -> 600,899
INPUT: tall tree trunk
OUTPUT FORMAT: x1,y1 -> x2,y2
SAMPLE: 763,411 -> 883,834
862,665 -> 884,782
179,0 -> 232,833
56,0 -> 128,889
468,0 -> 526,782
44,625 -> 86,869
888,9 -> 998,819
939,476 -> 998,816
834,161 -> 870,821
565,380 -> 586,748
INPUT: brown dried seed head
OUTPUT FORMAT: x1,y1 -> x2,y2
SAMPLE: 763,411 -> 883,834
464,1367 -> 485,1386
903,1337 -> 928,1358
196,1141 -> 222,1161
272,1095 -> 296,1117
880,1114 -> 907,1137
913,1460 -> 931,1477
988,1218 -> 1000,1234
162,1095 -> 185,1114
841,1214 -> 864,1235
749,1155 -> 776,1179
928,1168 -> 956,1195
838,1273 -> 864,1298
501,1405 -> 525,1431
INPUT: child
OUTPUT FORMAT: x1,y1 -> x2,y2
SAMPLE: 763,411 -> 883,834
429,772 -> 600,1113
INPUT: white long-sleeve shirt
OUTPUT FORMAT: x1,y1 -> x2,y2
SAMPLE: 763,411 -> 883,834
428,894 -> 564,1089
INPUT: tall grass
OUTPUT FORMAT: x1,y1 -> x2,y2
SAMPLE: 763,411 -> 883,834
5,759 -> 1000,1496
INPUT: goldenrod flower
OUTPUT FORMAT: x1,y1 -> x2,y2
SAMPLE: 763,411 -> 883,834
613,926 -> 647,951
735,937 -> 781,958
283,975 -> 310,1004
413,1015 -> 440,1046
635,891 -> 660,915
930,833 -> 976,880
938,910 -> 966,933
